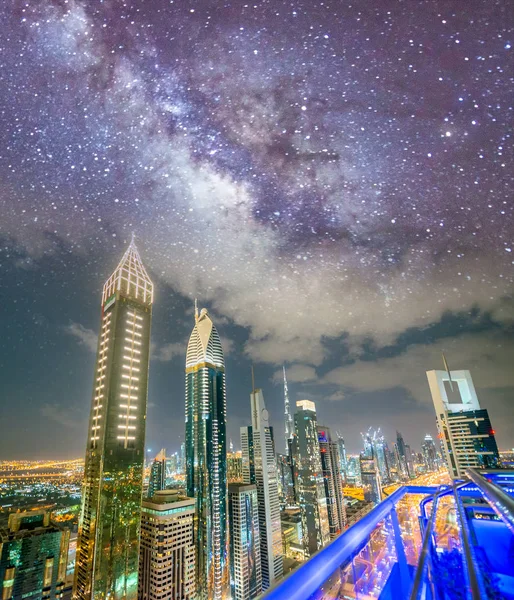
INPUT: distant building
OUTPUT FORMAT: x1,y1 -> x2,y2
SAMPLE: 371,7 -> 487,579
227,451 -> 243,483
280,508 -> 303,559
277,453 -> 295,507
228,484 -> 262,600
346,455 -> 362,486
148,448 -> 166,498
283,366 -> 294,454
336,434 -> 348,483
421,434 -> 438,472
317,426 -> 346,537
360,434 -> 382,506
427,363 -> 500,478
0,511 -> 69,600
138,490 -> 195,600
241,387 -> 283,590
395,431 -> 413,480
293,400 -> 330,557
74,239 -> 153,600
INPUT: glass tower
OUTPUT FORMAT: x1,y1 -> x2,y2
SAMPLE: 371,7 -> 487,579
317,426 -> 346,537
73,238 -> 153,600
148,449 -> 166,498
185,307 -> 229,600
228,484 -> 262,600
0,511 -> 69,600
293,400 -> 330,557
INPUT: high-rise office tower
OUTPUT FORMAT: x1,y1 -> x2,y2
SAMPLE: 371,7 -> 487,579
283,366 -> 294,454
336,433 -> 348,484
0,511 -> 69,600
360,434 -> 382,505
345,455 -> 362,486
138,490 -> 195,600
395,431 -> 412,480
426,362 -> 500,478
240,387 -> 283,590
277,453 -> 295,507
227,451 -> 244,483
421,434 -> 438,472
317,426 -> 346,538
74,238 -> 153,600
185,307 -> 229,600
228,484 -> 262,600
148,448 -> 166,498
293,400 -> 330,557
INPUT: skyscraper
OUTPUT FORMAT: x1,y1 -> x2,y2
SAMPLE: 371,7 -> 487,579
426,364 -> 500,478
336,433 -> 348,484
317,426 -> 346,538
293,400 -> 330,557
360,433 -> 382,506
74,238 -> 153,600
395,430 -> 412,480
138,491 -> 195,600
421,434 -> 438,472
283,366 -> 293,453
185,307 -> 229,600
148,448 -> 166,498
228,484 -> 262,600
240,387 -> 283,590
0,511 -> 69,600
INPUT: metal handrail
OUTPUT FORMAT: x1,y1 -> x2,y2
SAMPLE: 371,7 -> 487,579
409,487 -> 443,600
262,485 -> 438,600
466,468 -> 514,534
453,482 -> 488,600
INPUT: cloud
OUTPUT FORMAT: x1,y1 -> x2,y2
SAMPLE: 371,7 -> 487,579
64,322 -> 98,353
152,342 -> 184,362
322,330 -> 514,407
274,364 -> 317,383
41,403 -> 83,429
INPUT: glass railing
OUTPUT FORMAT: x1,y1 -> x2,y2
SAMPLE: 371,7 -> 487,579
263,473 -> 514,600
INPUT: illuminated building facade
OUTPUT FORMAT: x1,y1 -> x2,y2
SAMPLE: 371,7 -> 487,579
359,446 -> 382,506
138,491 -> 195,600
240,388 -> 283,590
317,426 -> 346,538
228,484 -> 262,600
283,366 -> 293,453
185,307 -> 228,600
73,239 -> 153,600
148,449 -> 166,498
277,453 -> 295,507
227,451 -> 243,483
293,401 -> 330,557
421,434 -> 438,471
427,366 -> 500,478
0,511 -> 69,600
336,434 -> 348,484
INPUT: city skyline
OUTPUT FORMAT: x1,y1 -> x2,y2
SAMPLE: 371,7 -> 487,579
1,0 -> 513,461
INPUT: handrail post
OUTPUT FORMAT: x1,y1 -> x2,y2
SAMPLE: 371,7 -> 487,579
390,506 -> 411,598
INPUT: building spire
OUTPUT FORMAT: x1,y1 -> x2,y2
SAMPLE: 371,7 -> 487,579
102,237 -> 153,306
194,298 -> 199,322
442,352 -> 454,391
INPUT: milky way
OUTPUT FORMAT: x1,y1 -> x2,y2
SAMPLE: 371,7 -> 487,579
0,1 -> 513,454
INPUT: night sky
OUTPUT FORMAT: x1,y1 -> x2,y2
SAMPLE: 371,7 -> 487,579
0,0 -> 513,459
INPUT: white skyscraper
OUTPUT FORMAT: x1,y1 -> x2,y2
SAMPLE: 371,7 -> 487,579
241,387 -> 283,590
427,358 -> 500,478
